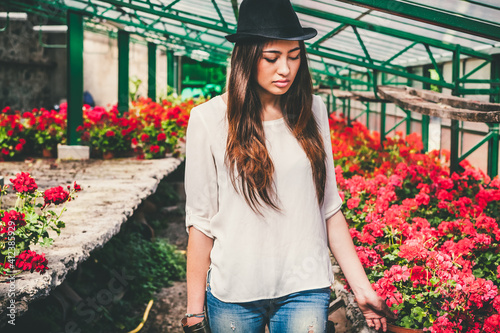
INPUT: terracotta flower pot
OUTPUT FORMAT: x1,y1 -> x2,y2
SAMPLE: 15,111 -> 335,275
387,323 -> 424,333
42,148 -> 54,158
102,151 -> 114,160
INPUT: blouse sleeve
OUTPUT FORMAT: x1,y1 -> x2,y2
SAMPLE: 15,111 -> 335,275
315,96 -> 343,220
184,107 -> 218,239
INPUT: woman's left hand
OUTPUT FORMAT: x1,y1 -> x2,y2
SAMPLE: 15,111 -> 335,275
355,290 -> 396,332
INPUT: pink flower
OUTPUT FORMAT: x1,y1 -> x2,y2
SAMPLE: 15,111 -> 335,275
347,197 -> 360,209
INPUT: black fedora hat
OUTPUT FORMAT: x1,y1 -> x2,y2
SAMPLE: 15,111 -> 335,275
225,0 -> 317,43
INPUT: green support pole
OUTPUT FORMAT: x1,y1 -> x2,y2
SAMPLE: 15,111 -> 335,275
422,115 -> 430,152
177,56 -> 182,95
167,50 -> 175,91
488,124 -> 499,178
366,102 -> 370,129
487,54 -> 500,177
148,42 -> 157,101
118,30 -> 129,114
380,103 -> 386,144
450,46 -> 461,174
405,110 -> 411,135
66,11 -> 84,146
347,69 -> 352,127
340,80 -> 346,117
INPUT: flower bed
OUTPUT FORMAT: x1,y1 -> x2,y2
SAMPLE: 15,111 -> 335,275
0,97 -> 201,161
329,114 -> 500,332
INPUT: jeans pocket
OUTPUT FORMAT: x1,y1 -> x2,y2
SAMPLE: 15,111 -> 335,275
206,268 -> 212,292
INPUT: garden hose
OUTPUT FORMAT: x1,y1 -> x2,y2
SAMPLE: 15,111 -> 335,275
127,299 -> 154,333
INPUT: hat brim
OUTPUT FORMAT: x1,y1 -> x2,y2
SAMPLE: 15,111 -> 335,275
225,27 -> 317,43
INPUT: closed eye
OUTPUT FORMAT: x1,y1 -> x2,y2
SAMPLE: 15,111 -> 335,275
264,58 -> 278,63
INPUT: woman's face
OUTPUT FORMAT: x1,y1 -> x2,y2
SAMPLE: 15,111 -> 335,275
255,39 -> 301,98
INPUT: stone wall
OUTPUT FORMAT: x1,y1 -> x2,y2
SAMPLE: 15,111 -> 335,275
0,15 -> 62,111
0,14 -> 170,111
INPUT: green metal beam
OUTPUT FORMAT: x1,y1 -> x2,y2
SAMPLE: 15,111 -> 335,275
148,42 -> 157,101
458,60 -> 490,82
381,42 -> 418,66
118,30 -> 129,114
307,48 -> 455,89
95,0 -> 234,34
423,44 -> 444,81
336,0 -> 500,42
293,4 -> 491,60
66,10 -> 84,146
450,47 -> 461,174
351,26 -> 373,64
310,24 -> 347,49
211,0 -> 227,28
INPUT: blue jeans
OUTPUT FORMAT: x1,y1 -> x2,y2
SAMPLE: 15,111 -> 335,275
206,278 -> 330,333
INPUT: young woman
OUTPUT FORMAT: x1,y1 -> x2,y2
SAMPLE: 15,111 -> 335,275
182,0 -> 396,332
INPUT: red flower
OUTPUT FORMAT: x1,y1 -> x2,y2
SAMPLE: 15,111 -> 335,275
6,130 -> 13,136
150,145 -> 160,153
131,138 -> 138,146
15,143 -> 23,151
171,131 -> 178,137
2,148 -> 9,155
0,210 -> 26,233
10,172 -> 38,193
141,133 -> 150,142
15,250 -> 49,274
105,130 -> 115,137
43,186 -> 70,206
73,181 -> 82,192
157,133 -> 167,141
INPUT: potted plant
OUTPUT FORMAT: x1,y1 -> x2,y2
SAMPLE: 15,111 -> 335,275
0,107 -> 28,160
77,105 -> 138,159
23,108 -> 66,157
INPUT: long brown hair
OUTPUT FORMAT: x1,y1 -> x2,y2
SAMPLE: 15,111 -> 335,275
225,39 -> 327,216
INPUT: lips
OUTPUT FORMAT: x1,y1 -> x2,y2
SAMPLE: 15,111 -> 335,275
273,80 -> 290,88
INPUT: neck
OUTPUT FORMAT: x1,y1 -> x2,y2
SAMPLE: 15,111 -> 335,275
258,88 -> 282,115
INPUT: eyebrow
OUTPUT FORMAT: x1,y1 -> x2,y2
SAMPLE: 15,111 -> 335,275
262,47 -> 301,54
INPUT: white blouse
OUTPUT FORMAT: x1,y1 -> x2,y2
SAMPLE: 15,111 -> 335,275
184,95 -> 343,302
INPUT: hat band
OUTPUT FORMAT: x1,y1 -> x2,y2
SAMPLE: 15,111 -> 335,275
237,26 -> 305,38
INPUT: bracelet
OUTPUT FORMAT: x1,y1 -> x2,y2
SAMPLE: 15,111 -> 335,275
185,311 -> 205,318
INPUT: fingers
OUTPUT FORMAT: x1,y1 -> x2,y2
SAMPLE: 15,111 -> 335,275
366,317 -> 382,331
381,316 -> 388,332
366,316 -> 391,332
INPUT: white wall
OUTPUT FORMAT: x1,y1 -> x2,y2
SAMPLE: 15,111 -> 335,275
83,31 -> 169,107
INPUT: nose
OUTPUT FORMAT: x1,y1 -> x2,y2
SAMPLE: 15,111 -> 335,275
276,58 -> 290,76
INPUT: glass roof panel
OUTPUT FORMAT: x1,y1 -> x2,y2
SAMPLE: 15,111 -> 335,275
4,0 -> 500,83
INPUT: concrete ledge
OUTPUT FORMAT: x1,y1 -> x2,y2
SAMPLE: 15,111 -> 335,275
0,157 -> 183,326
57,144 -> 90,160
